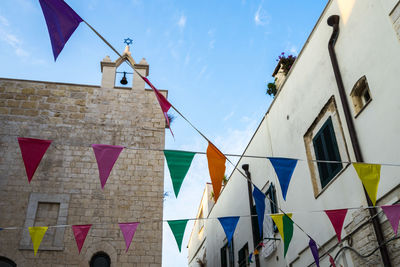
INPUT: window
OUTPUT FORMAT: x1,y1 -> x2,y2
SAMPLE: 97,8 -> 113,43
20,193 -> 70,251
266,183 -> 278,232
90,252 -> 111,267
350,76 -> 372,116
390,1 -> 400,41
0,256 -> 16,267
220,242 -> 234,267
304,96 -> 350,196
251,205 -> 262,244
313,117 -> 343,188
238,243 -> 249,267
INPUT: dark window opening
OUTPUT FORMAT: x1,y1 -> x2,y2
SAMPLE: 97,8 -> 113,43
266,183 -> 278,233
220,241 -> 234,267
238,243 -> 249,267
0,256 -> 16,267
90,252 -> 111,267
313,116 -> 342,188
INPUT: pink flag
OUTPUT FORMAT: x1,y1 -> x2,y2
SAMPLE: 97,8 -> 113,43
329,254 -> 336,267
119,222 -> 140,252
92,144 -> 124,189
325,209 -> 348,242
141,76 -> 174,137
17,137 -> 52,183
72,224 -> 91,253
381,205 -> 400,235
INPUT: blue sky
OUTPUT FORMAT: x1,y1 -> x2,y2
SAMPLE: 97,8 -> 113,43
0,0 -> 327,266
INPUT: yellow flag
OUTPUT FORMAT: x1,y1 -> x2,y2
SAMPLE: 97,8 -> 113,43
270,213 -> 292,241
353,163 -> 381,206
29,226 -> 48,256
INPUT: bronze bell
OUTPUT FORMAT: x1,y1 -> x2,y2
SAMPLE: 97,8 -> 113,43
120,72 -> 128,85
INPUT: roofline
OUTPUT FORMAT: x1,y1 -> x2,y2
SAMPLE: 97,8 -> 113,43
0,77 -> 168,94
264,0 -> 333,117
208,0 -> 334,208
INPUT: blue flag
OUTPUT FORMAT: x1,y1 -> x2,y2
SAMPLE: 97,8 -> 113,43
268,158 -> 298,200
253,186 -> 266,237
218,216 -> 240,245
39,0 -> 83,60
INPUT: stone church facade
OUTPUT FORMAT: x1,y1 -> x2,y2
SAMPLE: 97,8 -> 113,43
0,47 -> 166,266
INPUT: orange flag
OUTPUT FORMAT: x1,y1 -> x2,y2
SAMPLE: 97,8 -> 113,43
206,142 -> 226,201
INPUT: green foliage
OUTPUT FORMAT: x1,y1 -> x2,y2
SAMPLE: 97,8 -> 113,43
267,82 -> 277,97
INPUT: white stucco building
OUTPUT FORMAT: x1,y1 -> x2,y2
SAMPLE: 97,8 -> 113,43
188,0 -> 400,266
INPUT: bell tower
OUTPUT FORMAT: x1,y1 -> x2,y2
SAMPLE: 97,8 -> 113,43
100,40 -> 149,90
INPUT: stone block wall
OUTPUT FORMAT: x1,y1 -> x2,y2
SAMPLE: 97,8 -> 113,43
0,77 -> 166,266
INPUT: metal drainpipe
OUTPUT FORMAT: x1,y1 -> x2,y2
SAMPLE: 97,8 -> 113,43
327,15 -> 392,267
242,164 -> 261,267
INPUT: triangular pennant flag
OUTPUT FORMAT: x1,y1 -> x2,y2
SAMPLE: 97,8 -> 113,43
17,137 -> 52,183
282,214 -> 294,256
218,216 -> 240,245
329,254 -> 336,267
381,205 -> 400,235
254,249 -> 259,255
253,186 -> 266,237
248,252 -> 254,263
28,226 -> 48,256
353,163 -> 381,206
206,142 -> 226,201
142,76 -> 174,137
92,144 -> 124,189
268,158 -> 298,200
309,238 -> 320,267
168,220 -> 188,252
164,150 -> 196,198
119,222 -> 140,252
270,213 -> 293,257
71,224 -> 91,254
38,0 -> 83,60
325,209 -> 348,242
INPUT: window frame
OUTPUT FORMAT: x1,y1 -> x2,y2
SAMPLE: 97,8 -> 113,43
303,96 -> 350,197
312,116 -> 343,188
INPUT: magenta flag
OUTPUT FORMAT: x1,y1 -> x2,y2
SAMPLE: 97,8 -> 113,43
325,209 -> 348,242
38,0 -> 83,60
72,224 -> 91,253
17,137 -> 52,183
381,205 -> 400,235
141,76 -> 174,137
329,254 -> 336,267
119,222 -> 140,252
92,144 -> 124,189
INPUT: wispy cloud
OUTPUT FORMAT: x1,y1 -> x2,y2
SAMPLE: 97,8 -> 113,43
254,4 -> 270,26
208,29 -> 216,49
0,15 -> 30,58
178,14 -> 186,30
223,111 -> 235,121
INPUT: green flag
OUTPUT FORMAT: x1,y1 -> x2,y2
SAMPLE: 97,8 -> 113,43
167,219 -> 188,252
164,150 -> 195,198
283,214 -> 294,257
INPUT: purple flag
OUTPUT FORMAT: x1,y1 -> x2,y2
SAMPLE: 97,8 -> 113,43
92,144 -> 124,189
39,0 -> 83,60
381,205 -> 400,235
309,238 -> 319,267
119,222 -> 140,252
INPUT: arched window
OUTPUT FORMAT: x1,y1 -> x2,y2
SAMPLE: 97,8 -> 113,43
0,256 -> 16,267
90,252 -> 111,267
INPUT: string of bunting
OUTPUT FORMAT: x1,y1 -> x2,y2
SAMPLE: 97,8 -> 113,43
11,0 -> 397,263
2,204 -> 399,257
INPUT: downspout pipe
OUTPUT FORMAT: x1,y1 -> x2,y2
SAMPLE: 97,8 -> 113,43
242,164 -> 261,267
327,15 -> 392,267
